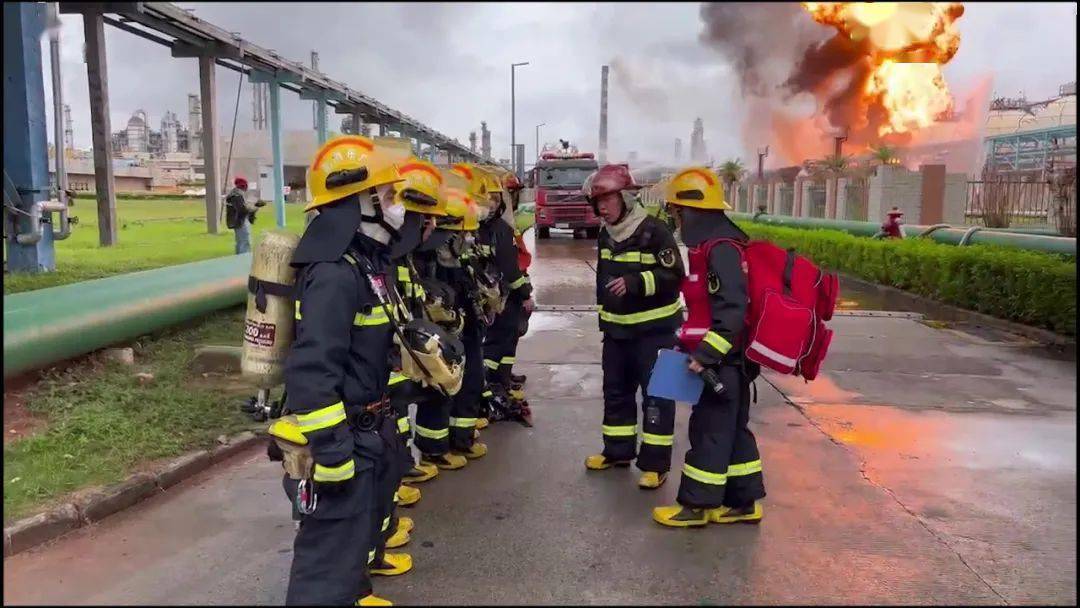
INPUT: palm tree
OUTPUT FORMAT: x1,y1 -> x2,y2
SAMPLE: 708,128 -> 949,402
870,144 -> 900,165
719,159 -> 747,186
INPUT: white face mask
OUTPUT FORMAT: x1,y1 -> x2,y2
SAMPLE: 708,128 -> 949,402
464,233 -> 477,245
477,205 -> 492,221
376,184 -> 406,230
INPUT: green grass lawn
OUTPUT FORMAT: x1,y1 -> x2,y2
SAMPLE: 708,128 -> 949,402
3,308 -> 258,523
4,196 -> 307,294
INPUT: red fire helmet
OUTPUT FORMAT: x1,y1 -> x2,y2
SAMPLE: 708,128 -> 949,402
581,164 -> 640,202
234,176 -> 249,189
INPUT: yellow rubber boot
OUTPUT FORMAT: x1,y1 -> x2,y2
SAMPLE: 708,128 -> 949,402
707,502 -> 764,524
509,388 -> 525,401
476,418 -> 490,430
652,505 -> 708,528
638,472 -> 667,489
370,552 -> 413,576
397,516 -> 415,535
585,454 -> 632,471
402,463 -> 438,484
421,453 -> 468,470
385,527 -> 410,549
455,441 -> 487,460
357,594 -> 393,606
396,485 -> 421,507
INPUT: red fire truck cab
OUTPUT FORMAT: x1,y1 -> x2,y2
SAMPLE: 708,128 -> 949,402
530,150 -> 600,239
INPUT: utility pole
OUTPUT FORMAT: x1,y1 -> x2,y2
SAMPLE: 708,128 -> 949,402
757,145 -> 769,180
833,130 -> 848,158
511,61 -> 529,177
535,122 -> 545,164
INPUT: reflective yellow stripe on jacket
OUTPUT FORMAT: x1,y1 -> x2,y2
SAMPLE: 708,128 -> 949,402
314,459 -> 355,482
295,402 -> 347,433
703,330 -> 733,355
598,301 -> 682,325
599,249 -> 657,265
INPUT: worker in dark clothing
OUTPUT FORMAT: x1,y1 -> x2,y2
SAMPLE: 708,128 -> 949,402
279,136 -> 412,606
583,164 -> 685,490
652,166 -> 765,528
225,176 -> 265,254
479,167 -> 535,427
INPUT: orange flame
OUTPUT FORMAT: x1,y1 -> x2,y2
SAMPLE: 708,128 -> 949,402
793,2 -> 964,155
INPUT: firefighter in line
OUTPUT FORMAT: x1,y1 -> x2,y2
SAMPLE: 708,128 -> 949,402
652,166 -> 765,527
275,136 -> 435,605
367,158 -> 456,578
434,163 -> 492,459
413,172 -> 480,472
495,168 -> 535,402
583,164 -> 685,489
477,167 -> 535,426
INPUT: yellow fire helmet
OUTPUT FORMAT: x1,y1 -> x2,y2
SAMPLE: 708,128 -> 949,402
663,166 -> 731,211
306,135 -> 405,211
450,163 -> 491,208
441,172 -> 480,231
394,158 -> 448,217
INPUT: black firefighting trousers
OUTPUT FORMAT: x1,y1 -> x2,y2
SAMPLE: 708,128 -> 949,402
449,321 -> 484,452
370,412 -> 408,568
370,385 -> 422,563
284,428 -> 381,605
676,363 -> 766,509
483,300 -> 523,388
600,332 -> 677,473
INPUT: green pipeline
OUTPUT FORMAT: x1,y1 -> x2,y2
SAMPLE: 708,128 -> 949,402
729,213 -> 1076,256
3,254 -> 251,378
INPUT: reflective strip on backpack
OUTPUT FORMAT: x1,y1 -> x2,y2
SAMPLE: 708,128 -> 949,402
747,340 -> 796,367
598,301 -> 682,325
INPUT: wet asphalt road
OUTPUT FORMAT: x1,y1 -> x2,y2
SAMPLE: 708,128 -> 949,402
4,229 -> 1076,605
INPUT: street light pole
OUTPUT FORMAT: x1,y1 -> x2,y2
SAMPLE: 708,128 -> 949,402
535,122 -> 545,164
511,61 -> 529,176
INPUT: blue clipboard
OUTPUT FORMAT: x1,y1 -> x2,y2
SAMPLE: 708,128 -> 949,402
647,349 -> 704,404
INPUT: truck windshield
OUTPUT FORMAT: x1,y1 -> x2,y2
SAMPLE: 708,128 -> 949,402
538,166 -> 596,189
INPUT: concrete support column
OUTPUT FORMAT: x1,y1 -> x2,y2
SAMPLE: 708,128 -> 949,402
378,123 -> 387,137
198,55 -> 221,234
315,96 -> 328,145
4,2 -> 55,271
83,12 -> 118,246
268,80 -> 285,228
351,110 -> 363,136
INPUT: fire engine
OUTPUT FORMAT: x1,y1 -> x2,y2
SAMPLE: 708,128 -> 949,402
529,142 -> 600,239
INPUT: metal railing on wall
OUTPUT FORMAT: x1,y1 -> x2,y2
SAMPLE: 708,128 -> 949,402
965,178 -> 1075,231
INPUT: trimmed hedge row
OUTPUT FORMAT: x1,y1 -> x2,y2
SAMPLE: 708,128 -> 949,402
739,223 -> 1077,336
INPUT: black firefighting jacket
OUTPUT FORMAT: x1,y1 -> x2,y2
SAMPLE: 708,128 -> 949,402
284,233 -> 395,482
596,214 -> 685,340
485,218 -> 533,303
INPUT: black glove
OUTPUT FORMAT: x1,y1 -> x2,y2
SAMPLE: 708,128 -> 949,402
255,201 -> 267,207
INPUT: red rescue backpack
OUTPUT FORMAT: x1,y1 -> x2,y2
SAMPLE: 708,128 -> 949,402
700,238 -> 839,381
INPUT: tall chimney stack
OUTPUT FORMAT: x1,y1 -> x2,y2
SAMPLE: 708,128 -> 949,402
599,65 -> 609,163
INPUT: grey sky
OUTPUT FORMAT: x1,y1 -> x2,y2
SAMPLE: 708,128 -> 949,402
44,2 -> 1077,165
